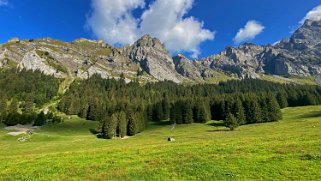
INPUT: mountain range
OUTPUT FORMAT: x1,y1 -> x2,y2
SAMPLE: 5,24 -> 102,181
1,19 -> 321,84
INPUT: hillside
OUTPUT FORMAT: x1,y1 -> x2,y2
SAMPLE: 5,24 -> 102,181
0,105 -> 320,180
1,19 -> 321,84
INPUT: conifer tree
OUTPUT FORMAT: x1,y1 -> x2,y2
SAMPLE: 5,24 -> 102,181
232,98 -> 246,125
161,96 -> 170,120
276,91 -> 288,108
118,111 -> 127,138
266,96 -> 282,122
225,113 -> 238,131
107,114 -> 118,139
128,112 -> 139,136
244,96 -> 262,124
182,100 -> 193,124
193,102 -> 210,123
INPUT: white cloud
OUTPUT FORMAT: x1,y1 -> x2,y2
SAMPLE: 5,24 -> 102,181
233,20 -> 265,44
87,0 -> 145,45
87,0 -> 215,57
300,5 -> 321,24
0,0 -> 8,6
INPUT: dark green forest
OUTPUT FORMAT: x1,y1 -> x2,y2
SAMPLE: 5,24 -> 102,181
58,75 -> 321,138
0,69 -> 60,126
1,69 -> 321,138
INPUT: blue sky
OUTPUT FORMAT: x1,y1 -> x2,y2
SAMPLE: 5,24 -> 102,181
0,0 -> 320,58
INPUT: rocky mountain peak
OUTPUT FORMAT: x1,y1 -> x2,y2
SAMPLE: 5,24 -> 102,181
133,34 -> 166,52
279,19 -> 321,50
2,19 -> 321,84
122,35 -> 182,83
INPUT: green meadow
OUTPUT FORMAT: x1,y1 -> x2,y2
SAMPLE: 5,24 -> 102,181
0,105 -> 320,180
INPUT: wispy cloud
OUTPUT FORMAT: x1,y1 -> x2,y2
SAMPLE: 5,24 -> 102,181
0,0 -> 8,6
300,5 -> 321,24
87,0 -> 215,58
233,20 -> 265,44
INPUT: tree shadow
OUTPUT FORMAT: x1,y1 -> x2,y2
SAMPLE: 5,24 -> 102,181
151,120 -> 173,126
298,111 -> 321,119
89,128 -> 109,139
208,121 -> 225,127
89,128 -> 98,135
206,129 -> 230,132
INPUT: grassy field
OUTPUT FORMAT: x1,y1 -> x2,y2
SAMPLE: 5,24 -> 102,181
0,106 -> 320,180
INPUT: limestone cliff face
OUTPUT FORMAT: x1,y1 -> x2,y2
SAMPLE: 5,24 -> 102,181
18,51 -> 64,78
0,38 -> 149,81
1,19 -> 321,83
173,19 -> 321,80
122,35 -> 182,83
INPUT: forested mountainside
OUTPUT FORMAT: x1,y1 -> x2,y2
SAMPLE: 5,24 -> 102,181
1,19 -> 321,138
0,68 -> 321,138
58,76 -> 321,138
1,19 -> 321,84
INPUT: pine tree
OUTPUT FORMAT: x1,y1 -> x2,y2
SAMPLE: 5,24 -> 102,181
302,93 -> 317,106
128,112 -> 139,136
107,114 -> 118,139
182,100 -> 193,124
266,96 -> 282,122
276,92 -> 288,108
244,96 -> 262,124
161,96 -> 170,120
193,101 -> 210,123
118,111 -> 127,138
259,97 -> 269,123
224,113 -> 238,131
232,98 -> 246,125
152,102 -> 163,122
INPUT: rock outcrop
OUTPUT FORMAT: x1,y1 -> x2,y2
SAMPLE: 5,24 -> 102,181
1,19 -> 321,83
172,19 -> 321,80
122,35 -> 182,83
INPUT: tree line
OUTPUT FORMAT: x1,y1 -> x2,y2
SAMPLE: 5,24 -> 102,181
58,75 -> 321,137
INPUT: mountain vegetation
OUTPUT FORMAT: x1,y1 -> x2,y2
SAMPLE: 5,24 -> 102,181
0,69 -> 60,126
58,75 -> 321,138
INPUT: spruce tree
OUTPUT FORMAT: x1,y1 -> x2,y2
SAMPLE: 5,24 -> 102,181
161,96 -> 170,120
266,96 -> 282,122
182,100 -> 193,124
118,111 -> 127,138
225,113 -> 238,131
244,96 -> 262,124
193,102 -> 210,123
232,98 -> 246,125
107,114 -> 118,139
276,92 -> 288,108
128,112 -> 139,136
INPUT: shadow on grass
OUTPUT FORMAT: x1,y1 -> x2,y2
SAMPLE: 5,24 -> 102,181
89,128 -> 109,139
89,128 -> 98,135
151,120 -> 173,126
208,121 -> 225,127
298,111 -> 321,119
206,129 -> 230,132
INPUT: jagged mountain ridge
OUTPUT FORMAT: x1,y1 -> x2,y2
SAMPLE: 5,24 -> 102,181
174,19 -> 321,81
1,19 -> 321,84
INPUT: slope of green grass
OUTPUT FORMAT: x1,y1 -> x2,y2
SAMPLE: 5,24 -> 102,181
0,106 -> 320,180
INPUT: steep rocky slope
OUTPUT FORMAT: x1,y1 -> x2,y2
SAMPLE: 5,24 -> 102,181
1,19 -> 321,84
174,19 -> 321,81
